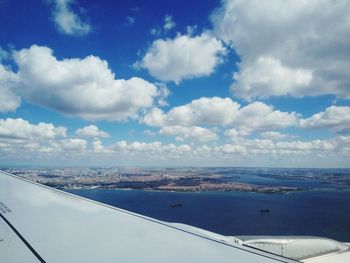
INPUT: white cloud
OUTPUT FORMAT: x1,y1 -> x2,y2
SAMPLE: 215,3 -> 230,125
49,0 -> 91,35
142,97 -> 240,127
212,0 -> 350,99
1,117 -> 349,167
213,137 -> 338,158
112,140 -> 192,155
231,57 -> 313,100
260,131 -> 296,141
1,134 -> 348,166
0,118 -> 66,140
224,128 -> 239,138
96,136 -> 350,167
0,65 -> 20,112
142,108 -> 167,127
0,118 -> 89,157
232,101 -> 299,134
76,125 -> 110,138
12,45 -> 160,121
224,128 -> 249,138
160,125 -> 218,142
216,143 -> 247,155
155,84 -> 170,106
163,15 -> 176,31
60,138 -> 87,152
136,33 -> 226,83
273,140 -> 335,152
300,106 -> 350,134
142,97 -> 298,133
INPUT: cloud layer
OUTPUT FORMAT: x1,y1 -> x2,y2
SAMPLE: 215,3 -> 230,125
1,118 -> 349,167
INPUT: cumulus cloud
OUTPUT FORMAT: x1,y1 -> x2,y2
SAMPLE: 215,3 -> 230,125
0,118 -> 66,140
136,33 -> 226,83
231,57 -> 313,100
60,138 -> 87,152
232,101 -> 299,134
300,106 -> 350,134
48,0 -> 91,35
11,45 -> 160,121
142,97 -> 298,134
160,125 -> 218,142
0,65 -> 20,112
0,118 -> 89,157
142,97 -> 240,127
212,0 -> 350,99
76,125 -> 110,138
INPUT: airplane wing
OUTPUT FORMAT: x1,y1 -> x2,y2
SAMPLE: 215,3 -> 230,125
0,170 -> 349,263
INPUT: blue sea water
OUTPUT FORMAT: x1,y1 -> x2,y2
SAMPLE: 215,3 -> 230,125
66,188 -> 350,242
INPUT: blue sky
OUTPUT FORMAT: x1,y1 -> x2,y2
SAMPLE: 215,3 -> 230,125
0,0 -> 350,167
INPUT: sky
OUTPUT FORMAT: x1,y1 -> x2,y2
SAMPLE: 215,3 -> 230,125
0,0 -> 350,167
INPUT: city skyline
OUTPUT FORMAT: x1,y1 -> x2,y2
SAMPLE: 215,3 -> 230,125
1,0 -> 350,167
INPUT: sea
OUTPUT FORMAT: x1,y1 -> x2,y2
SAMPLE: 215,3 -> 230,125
66,168 -> 350,242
